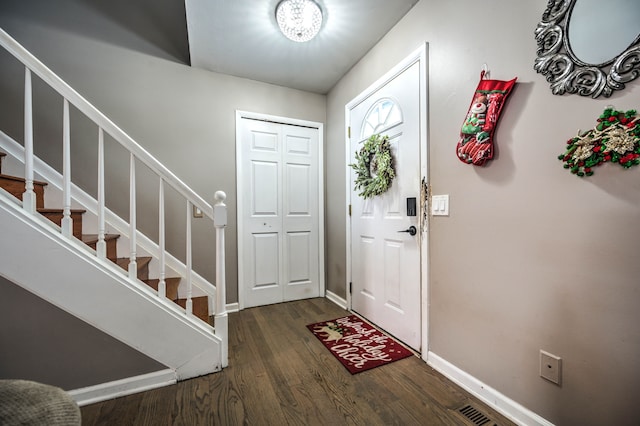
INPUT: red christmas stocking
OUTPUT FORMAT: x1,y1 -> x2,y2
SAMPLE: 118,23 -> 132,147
456,71 -> 517,166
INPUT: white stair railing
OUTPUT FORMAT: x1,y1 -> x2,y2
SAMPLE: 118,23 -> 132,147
0,27 -> 227,366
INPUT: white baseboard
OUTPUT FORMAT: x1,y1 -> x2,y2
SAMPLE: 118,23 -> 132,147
426,352 -> 553,426
225,302 -> 239,313
325,290 -> 347,309
68,369 -> 177,407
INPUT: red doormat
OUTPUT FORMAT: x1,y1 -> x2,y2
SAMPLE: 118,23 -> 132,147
306,314 -> 413,374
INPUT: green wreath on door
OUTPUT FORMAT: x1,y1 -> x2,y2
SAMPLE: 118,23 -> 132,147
350,134 -> 395,199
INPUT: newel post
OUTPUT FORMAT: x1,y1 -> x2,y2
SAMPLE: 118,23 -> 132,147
213,190 -> 228,368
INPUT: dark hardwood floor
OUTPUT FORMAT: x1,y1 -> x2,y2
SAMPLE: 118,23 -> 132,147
81,298 -> 516,425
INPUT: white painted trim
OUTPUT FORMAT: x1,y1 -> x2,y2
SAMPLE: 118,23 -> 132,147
69,369 -> 176,407
344,43 -> 429,352
235,110 -> 325,311
325,290 -> 347,309
427,352 -> 554,426
225,302 -> 240,313
343,107 -> 353,310
418,44 -> 430,355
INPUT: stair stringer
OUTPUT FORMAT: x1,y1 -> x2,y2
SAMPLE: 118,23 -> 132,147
0,192 -> 222,381
0,130 -> 216,312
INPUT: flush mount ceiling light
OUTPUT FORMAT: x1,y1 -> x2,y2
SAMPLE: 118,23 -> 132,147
276,0 -> 323,42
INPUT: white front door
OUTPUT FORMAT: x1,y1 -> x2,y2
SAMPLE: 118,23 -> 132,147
237,113 -> 323,309
347,47 -> 427,351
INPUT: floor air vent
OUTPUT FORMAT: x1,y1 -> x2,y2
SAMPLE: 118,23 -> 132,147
457,404 -> 497,426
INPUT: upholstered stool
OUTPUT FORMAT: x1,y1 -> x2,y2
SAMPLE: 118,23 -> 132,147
0,380 -> 81,425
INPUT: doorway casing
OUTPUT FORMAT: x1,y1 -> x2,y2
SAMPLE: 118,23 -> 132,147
344,44 -> 429,359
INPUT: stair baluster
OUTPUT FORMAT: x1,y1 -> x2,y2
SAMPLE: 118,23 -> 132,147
158,178 -> 166,298
96,127 -> 106,258
22,67 -> 36,214
61,99 -> 73,237
128,153 -> 137,280
185,200 -> 193,315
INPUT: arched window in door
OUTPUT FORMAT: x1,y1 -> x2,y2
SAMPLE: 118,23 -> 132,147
360,98 -> 402,140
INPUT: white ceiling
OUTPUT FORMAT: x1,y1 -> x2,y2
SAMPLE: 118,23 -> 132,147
184,0 -> 419,94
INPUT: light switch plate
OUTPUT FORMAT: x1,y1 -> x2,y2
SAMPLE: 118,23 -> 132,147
431,194 -> 449,216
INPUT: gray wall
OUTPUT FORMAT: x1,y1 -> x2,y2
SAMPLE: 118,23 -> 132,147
1,0 -> 639,424
326,1 -> 640,425
0,0 -> 326,303
0,275 -> 165,390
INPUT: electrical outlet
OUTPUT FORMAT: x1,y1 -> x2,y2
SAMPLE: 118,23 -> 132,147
540,350 -> 562,386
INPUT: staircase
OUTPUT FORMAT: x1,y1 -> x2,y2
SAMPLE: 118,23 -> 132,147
0,155 -> 211,321
0,26 -> 228,401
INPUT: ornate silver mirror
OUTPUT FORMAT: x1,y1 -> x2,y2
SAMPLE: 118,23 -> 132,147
534,0 -> 640,98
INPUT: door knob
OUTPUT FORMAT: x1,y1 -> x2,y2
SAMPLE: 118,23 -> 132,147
398,225 -> 417,236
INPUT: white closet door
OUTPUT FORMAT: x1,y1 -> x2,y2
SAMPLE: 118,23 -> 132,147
239,117 -> 320,308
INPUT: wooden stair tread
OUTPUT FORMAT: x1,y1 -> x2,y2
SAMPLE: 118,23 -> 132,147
115,256 -> 152,280
116,256 -> 152,268
37,208 -> 85,239
0,173 -> 48,186
38,208 -> 86,214
81,234 -> 120,244
82,234 -> 120,260
0,174 -> 47,209
176,296 -> 209,323
144,277 -> 181,300
145,277 -> 181,285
